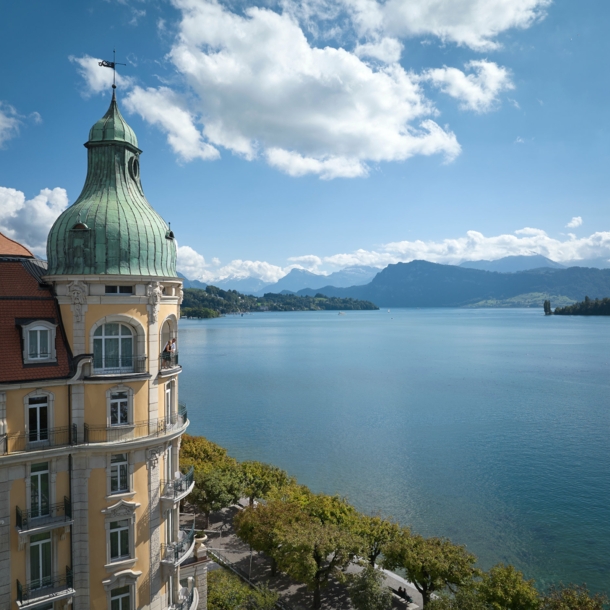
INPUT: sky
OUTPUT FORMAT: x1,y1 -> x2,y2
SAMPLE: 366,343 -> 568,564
0,0 -> 609,283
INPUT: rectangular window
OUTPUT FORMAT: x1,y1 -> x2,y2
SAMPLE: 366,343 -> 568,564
110,454 -> 129,494
28,329 -> 50,359
105,286 -> 118,294
28,397 -> 49,443
31,462 -> 50,518
110,392 -> 129,426
111,586 -> 131,610
30,532 -> 52,590
110,519 -> 130,561
119,286 -> 133,294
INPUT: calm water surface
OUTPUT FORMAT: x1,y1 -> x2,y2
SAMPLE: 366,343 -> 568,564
178,309 -> 610,593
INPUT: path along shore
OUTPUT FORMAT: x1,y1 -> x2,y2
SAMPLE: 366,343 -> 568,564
181,501 -> 423,610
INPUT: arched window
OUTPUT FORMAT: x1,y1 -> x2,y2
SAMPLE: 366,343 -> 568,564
93,323 -> 134,373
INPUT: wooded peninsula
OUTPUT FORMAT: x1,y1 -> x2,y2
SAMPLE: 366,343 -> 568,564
553,296 -> 610,315
181,286 -> 379,318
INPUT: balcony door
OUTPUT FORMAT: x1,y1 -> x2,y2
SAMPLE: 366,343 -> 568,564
93,323 -> 134,372
31,463 -> 50,519
30,532 -> 52,589
28,397 -> 49,444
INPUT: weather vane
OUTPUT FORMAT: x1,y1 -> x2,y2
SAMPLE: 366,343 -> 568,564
98,49 -> 126,89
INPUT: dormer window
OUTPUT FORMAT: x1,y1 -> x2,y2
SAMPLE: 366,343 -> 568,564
21,321 -> 57,364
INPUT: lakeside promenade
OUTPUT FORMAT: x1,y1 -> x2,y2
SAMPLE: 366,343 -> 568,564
182,502 -> 423,610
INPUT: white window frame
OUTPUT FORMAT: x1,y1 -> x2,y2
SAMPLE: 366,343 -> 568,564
22,321 -> 57,364
109,519 -> 131,562
106,385 -> 134,428
102,500 -> 140,571
108,452 -> 133,497
93,323 -> 135,373
110,585 -> 132,610
23,390 -> 54,448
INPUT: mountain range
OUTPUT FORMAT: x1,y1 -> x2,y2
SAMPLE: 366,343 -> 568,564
459,254 -> 565,272
296,260 -> 610,307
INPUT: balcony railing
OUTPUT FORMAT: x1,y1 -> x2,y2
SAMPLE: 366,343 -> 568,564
1,425 -> 77,455
16,496 -> 72,532
171,588 -> 195,610
84,411 -> 187,444
17,566 -> 73,605
161,466 -> 194,502
161,523 -> 196,565
91,355 -> 147,376
160,351 -> 180,371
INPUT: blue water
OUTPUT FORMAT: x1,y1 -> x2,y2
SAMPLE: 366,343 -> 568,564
178,309 -> 610,593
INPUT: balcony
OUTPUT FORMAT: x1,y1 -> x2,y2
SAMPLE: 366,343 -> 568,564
161,523 -> 196,569
159,351 -> 181,375
84,410 -> 187,444
171,587 -> 197,610
1,425 -> 77,455
16,496 -> 73,534
161,466 -> 195,506
16,567 -> 74,608
91,355 -> 147,377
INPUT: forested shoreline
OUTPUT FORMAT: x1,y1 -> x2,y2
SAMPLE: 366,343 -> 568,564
180,286 -> 379,318
553,296 -> 610,315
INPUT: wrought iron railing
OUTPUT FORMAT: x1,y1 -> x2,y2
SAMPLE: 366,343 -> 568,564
91,355 -> 147,376
160,351 -> 180,371
16,496 -> 72,532
179,402 -> 187,422
84,411 -> 187,444
1,424 -> 77,455
161,466 -> 194,500
161,523 -> 196,565
17,566 -> 73,604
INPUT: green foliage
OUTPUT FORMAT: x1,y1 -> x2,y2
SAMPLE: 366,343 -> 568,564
477,564 -> 540,610
540,585 -> 608,610
543,300 -> 552,315
554,295 -> 610,315
383,530 -> 479,607
241,461 -> 294,506
354,514 -> 401,567
181,306 -> 220,318
181,434 -> 232,465
181,286 -> 378,316
427,588 -> 489,610
207,567 -> 278,610
347,566 -> 393,610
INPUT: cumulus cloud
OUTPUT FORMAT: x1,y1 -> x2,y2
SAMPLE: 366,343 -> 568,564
0,187 -> 69,256
177,244 -> 209,278
0,103 -> 21,147
124,87 -> 219,161
423,60 -> 514,112
354,37 -> 404,63
287,254 -> 324,271
346,0 -> 552,50
566,216 -> 582,228
69,55 -> 134,97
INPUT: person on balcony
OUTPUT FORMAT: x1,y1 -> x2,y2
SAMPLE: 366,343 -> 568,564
162,340 -> 172,368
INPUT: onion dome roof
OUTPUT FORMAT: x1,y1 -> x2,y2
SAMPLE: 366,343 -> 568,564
46,90 -> 177,277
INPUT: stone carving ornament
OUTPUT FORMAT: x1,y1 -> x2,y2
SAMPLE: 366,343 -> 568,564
67,280 -> 88,322
147,281 -> 163,325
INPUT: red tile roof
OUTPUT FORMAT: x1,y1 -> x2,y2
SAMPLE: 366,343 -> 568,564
0,260 -> 72,384
0,232 -> 34,257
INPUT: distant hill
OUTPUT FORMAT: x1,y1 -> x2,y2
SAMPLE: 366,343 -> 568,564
255,265 -> 379,295
459,255 -> 565,272
296,260 -> 610,307
177,272 -> 207,289
212,276 -> 272,295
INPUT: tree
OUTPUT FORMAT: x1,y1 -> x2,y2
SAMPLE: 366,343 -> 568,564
383,530 -> 479,607
234,500 -> 306,576
354,514 -> 400,568
347,566 -> 393,610
181,434 -> 232,466
207,568 -> 279,610
188,462 -> 243,527
477,564 -> 540,610
427,588 -> 489,610
241,461 -> 294,507
540,585 -> 608,610
274,517 -> 360,609
543,300 -> 551,315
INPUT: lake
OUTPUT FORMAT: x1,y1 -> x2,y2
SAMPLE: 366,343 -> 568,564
178,309 -> 610,593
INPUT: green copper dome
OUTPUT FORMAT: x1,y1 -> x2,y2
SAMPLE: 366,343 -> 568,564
47,90 -> 177,277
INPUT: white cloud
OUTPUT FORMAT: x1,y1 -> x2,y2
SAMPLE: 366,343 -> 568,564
423,60 -> 514,112
69,55 -> 134,97
0,187 -> 69,256
0,103 -> 22,147
129,0 -> 460,178
124,87 -> 219,161
177,244 -> 209,278
346,0 -> 552,51
566,216 -> 582,228
287,254 -> 324,271
354,37 -> 403,63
